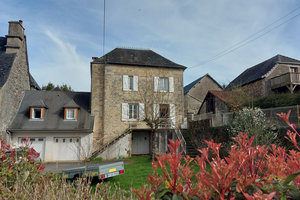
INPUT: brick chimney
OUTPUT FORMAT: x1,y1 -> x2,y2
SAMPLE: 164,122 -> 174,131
5,20 -> 25,53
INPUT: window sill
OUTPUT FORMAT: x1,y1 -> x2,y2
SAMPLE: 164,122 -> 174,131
64,119 -> 77,121
29,119 -> 44,121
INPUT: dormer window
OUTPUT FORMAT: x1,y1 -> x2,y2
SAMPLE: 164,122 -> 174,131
64,108 -> 78,120
30,107 -> 44,120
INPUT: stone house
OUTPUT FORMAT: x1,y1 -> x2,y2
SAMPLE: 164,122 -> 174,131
197,90 -> 231,127
184,74 -> 222,115
7,91 -> 94,161
226,54 -> 300,99
91,48 -> 186,159
0,20 -> 40,141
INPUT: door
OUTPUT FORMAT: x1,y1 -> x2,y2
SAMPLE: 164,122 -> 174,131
18,137 -> 45,161
132,131 -> 150,155
53,137 -> 80,161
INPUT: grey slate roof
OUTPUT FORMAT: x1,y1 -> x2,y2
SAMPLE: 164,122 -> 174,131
8,91 -> 94,132
29,73 -> 41,90
0,37 -> 16,88
226,54 -> 300,90
93,48 -> 187,69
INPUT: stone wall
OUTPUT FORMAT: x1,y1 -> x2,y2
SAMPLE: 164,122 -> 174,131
91,63 -> 185,157
0,21 -> 30,140
184,75 -> 222,115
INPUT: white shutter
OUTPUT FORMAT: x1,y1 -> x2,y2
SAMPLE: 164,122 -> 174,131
169,77 -> 174,92
153,104 -> 159,119
121,103 -> 128,121
170,104 -> 175,128
123,75 -> 129,91
139,103 -> 145,121
154,77 -> 159,92
133,76 -> 138,91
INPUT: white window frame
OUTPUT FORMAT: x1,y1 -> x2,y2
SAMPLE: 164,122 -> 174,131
31,108 -> 43,119
128,104 -> 139,120
154,76 -> 174,92
65,108 -> 76,120
123,75 -> 138,91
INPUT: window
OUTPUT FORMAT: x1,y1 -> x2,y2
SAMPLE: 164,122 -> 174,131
30,107 -> 44,119
290,67 -> 298,73
160,78 -> 169,92
128,104 -> 138,119
64,108 -> 77,120
159,104 -> 170,118
123,75 -> 138,91
129,76 -> 134,90
154,77 -> 174,92
121,103 -> 145,121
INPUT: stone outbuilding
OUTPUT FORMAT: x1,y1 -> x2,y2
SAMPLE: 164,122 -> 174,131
184,74 -> 222,115
226,54 -> 300,98
0,20 -> 40,140
91,48 -> 186,159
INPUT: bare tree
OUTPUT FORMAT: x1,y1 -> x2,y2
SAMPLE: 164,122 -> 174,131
138,72 -> 175,158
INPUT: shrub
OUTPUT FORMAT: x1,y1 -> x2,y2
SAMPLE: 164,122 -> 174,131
253,93 -> 300,109
229,107 -> 278,146
0,137 -> 45,192
134,110 -> 300,200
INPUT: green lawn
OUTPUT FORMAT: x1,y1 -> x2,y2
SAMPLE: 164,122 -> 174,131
109,155 -> 154,191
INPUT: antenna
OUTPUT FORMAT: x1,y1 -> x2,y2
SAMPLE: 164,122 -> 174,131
102,0 -> 106,56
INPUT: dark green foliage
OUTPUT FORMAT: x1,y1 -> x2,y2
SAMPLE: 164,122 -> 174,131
42,82 -> 73,91
253,93 -> 300,109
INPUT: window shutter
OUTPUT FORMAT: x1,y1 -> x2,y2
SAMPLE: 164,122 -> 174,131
133,76 -> 138,91
139,103 -> 145,121
169,77 -> 174,92
153,104 -> 159,119
123,75 -> 129,91
121,103 -> 128,121
154,77 -> 159,92
170,104 -> 175,128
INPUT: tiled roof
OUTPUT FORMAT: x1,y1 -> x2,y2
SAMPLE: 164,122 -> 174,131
8,91 -> 94,132
93,48 -> 187,69
209,90 -> 230,102
226,54 -> 300,90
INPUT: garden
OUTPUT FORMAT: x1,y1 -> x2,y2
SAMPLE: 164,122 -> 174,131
0,109 -> 299,199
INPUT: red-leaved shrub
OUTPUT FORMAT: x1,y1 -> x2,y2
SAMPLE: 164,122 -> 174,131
134,110 -> 300,200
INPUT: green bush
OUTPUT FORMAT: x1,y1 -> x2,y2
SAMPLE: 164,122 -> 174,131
253,93 -> 300,109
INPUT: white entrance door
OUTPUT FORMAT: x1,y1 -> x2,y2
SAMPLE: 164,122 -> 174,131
18,137 -> 45,161
53,137 -> 80,161
132,131 -> 150,155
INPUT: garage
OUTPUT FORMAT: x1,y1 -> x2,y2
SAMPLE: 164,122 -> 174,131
53,137 -> 81,161
18,137 -> 45,161
132,131 -> 150,155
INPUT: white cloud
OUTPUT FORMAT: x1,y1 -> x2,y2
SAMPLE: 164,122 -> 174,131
33,29 -> 91,91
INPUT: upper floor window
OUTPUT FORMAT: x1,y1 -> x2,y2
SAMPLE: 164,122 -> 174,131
123,75 -> 138,91
30,107 -> 44,120
159,104 -> 170,118
64,108 -> 78,120
159,78 -> 169,92
128,104 -> 138,119
154,77 -> 174,92
290,67 -> 298,73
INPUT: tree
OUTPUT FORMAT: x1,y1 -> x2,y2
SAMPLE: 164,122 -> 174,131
138,73 -> 176,158
42,82 -> 73,91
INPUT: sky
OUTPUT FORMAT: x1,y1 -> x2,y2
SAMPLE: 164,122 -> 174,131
1,0 -> 300,92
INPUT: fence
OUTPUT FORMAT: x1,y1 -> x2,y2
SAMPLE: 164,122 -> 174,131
194,105 -> 300,127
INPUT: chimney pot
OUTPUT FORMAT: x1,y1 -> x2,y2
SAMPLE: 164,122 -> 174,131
19,20 -> 23,25
92,57 -> 98,61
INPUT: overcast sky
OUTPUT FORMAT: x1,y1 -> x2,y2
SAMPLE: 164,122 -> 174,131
1,0 -> 300,91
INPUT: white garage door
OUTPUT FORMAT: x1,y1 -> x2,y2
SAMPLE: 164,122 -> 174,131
53,137 -> 80,161
132,131 -> 150,155
18,137 -> 45,161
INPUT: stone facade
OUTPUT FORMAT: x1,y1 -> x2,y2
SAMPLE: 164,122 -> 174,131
184,74 -> 222,115
91,50 -> 185,159
0,21 -> 32,140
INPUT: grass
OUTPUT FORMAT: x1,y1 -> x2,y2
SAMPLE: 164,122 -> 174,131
109,155 -> 154,191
